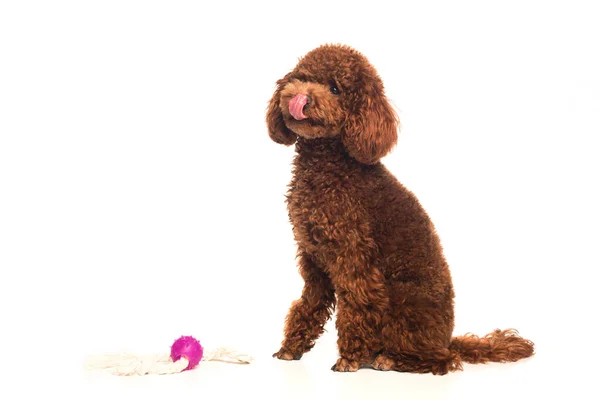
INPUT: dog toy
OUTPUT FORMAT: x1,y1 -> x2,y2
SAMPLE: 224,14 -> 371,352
85,335 -> 252,376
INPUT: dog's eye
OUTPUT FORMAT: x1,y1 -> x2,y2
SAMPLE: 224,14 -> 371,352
329,85 -> 340,95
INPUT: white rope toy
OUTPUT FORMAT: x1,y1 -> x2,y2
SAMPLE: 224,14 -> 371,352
85,336 -> 252,376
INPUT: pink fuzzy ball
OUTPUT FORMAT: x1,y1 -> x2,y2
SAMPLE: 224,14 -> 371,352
170,336 -> 203,370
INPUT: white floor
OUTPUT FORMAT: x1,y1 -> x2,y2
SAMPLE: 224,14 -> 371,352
10,326 -> 585,400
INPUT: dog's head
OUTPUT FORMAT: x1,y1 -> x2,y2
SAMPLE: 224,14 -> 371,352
266,44 -> 399,164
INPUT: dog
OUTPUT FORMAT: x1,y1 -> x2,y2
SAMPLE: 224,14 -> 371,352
266,44 -> 534,374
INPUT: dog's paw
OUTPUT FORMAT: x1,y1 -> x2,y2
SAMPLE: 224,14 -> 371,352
372,353 -> 395,371
331,358 -> 359,372
273,348 -> 302,361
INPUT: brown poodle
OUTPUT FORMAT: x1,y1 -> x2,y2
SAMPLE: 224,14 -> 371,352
266,44 -> 534,374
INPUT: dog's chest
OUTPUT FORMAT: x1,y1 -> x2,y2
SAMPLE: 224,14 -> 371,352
286,168 -> 353,253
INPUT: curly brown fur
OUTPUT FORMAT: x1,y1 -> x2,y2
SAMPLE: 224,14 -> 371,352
267,44 -> 534,374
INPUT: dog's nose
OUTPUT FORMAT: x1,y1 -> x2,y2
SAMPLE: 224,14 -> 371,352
305,94 -> 312,107
302,95 -> 312,115
289,93 -> 310,120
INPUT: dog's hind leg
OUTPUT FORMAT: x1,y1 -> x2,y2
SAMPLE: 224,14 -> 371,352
373,279 -> 460,374
273,252 -> 335,361
373,350 -> 462,375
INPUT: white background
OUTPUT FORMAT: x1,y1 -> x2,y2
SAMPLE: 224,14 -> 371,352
1,1 -> 598,399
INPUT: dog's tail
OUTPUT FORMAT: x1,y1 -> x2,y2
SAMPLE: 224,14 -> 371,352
383,328 -> 533,375
450,328 -> 534,364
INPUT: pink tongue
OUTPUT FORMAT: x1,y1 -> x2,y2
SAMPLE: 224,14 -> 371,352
289,93 -> 308,120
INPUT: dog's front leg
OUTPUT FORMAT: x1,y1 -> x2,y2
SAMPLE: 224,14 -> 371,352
273,252 -> 335,361
329,245 -> 389,372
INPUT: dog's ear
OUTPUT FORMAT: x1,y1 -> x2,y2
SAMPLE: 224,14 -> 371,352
266,74 -> 297,146
341,85 -> 399,164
